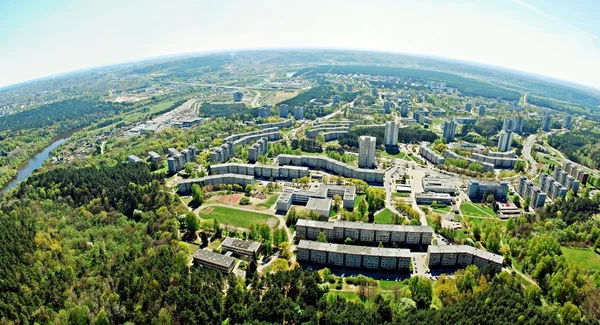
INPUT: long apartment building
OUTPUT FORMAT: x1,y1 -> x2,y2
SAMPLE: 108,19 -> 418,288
277,154 -> 385,184
563,162 -> 589,186
444,150 -> 494,172
247,138 -> 268,163
420,142 -> 446,165
552,168 -> 580,195
297,240 -> 411,271
255,119 -> 293,130
517,176 -> 547,208
295,219 -> 433,246
210,162 -> 309,180
178,173 -> 254,193
167,146 -> 199,174
276,184 -> 356,213
427,245 -> 503,272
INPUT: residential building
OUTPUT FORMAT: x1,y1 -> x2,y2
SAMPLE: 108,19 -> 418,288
209,162 -> 309,180
277,154 -> 385,184
541,116 -> 551,132
257,105 -> 270,118
358,136 -> 377,168
497,128 -> 513,152
279,104 -> 289,118
294,106 -> 304,120
333,95 -> 341,104
148,151 -> 161,163
297,240 -> 411,271
305,198 -> 332,218
384,120 -> 400,146
564,114 -> 572,129
478,105 -> 485,116
512,116 -> 524,134
177,174 -> 254,193
422,177 -> 456,194
419,142 -> 446,165
442,120 -> 457,142
427,245 -> 503,272
465,103 -> 472,112
295,220 -> 433,246
400,104 -> 409,118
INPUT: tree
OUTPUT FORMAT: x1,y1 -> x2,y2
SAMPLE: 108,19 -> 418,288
271,258 -> 290,272
185,212 -> 200,233
524,195 -> 531,208
317,232 -> 328,243
358,199 -> 368,216
286,206 -> 298,226
279,242 -> 291,260
245,184 -> 252,196
409,276 -> 432,309
94,309 -> 110,325
344,237 -> 353,244
559,302 -> 582,325
191,184 -> 204,205
333,194 -> 342,212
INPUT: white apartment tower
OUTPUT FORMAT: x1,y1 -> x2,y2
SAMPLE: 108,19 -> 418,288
359,136 -> 377,168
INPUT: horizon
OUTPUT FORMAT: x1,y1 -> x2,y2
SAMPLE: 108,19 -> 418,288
1,0 -> 600,90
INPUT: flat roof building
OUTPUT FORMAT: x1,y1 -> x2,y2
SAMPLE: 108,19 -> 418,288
193,249 -> 236,273
128,155 -> 142,164
305,197 -> 332,218
359,136 -> 377,168
221,237 -> 262,260
422,177 -> 456,194
467,180 -> 508,202
297,240 -> 411,271
427,245 -> 503,272
415,192 -> 454,205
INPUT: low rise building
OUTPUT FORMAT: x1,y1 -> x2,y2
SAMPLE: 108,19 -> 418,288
419,142 -> 445,165
276,184 -> 355,213
495,202 -> 522,219
297,240 -> 411,271
221,237 -> 262,260
177,174 -> 254,193
209,162 -> 309,180
415,192 -> 454,205
128,155 -> 142,163
467,180 -> 508,201
422,177 -> 456,194
148,151 -> 161,163
305,198 -> 332,218
193,249 -> 236,273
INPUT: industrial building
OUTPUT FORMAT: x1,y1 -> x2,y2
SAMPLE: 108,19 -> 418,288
276,184 -> 355,214
295,219 -> 433,246
221,237 -> 262,260
297,240 -> 412,271
427,245 -> 503,272
177,174 -> 255,193
422,177 -> 457,194
277,154 -> 385,184
193,249 -> 236,273
466,180 -> 508,201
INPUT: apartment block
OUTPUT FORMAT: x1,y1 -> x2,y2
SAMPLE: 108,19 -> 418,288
427,245 -> 503,272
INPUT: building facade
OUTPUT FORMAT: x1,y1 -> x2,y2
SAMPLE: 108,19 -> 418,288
358,136 -> 377,168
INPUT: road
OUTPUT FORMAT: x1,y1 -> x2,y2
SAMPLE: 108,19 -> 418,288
522,134 -> 538,176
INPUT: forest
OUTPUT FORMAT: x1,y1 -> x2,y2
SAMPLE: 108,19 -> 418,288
199,103 -> 250,118
0,99 -> 123,133
294,65 -> 522,101
279,85 -> 333,107
547,130 -> 600,169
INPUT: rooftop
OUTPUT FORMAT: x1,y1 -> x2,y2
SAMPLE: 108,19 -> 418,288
193,249 -> 235,268
221,236 -> 261,253
298,240 -> 411,258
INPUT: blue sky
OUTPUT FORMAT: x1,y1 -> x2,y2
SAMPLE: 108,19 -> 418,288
1,0 -> 600,89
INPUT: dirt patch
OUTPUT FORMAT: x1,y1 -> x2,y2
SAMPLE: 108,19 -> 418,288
229,194 -> 243,204
266,217 -> 279,228
218,195 -> 229,203
200,207 -> 214,215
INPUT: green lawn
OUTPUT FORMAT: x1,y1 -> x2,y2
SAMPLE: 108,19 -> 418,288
200,206 -> 273,229
380,151 -> 408,159
431,205 -> 452,213
378,280 -> 405,291
460,202 -> 496,218
562,246 -> 600,271
257,193 -> 279,208
393,192 -> 411,198
374,209 -> 395,224
354,194 -> 367,208
325,291 -> 361,301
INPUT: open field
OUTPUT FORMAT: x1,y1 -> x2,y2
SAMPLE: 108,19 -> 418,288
561,246 -> 600,271
199,206 -> 273,229
354,194 -> 367,208
374,209 -> 395,224
460,202 -> 496,218
262,90 -> 300,106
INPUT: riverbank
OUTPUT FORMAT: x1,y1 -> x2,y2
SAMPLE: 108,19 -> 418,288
1,128 -> 79,194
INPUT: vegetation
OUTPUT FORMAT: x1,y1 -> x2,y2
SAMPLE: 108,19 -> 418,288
548,130 -> 600,169
199,206 -> 273,229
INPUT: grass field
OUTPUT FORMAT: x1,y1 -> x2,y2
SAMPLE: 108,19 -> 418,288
460,202 -> 496,218
393,192 -> 411,198
562,246 -> 600,271
374,209 -> 395,224
257,193 -> 279,208
199,206 -> 273,229
262,90 -> 300,106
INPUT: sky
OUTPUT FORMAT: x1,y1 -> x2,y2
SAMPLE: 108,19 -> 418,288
1,0 -> 600,90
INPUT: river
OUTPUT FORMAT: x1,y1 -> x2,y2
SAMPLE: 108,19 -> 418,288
1,134 -> 72,194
